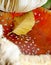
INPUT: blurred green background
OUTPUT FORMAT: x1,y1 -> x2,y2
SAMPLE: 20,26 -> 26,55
43,0 -> 51,9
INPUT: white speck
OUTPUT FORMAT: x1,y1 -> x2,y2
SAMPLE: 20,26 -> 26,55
24,41 -> 28,43
15,36 -> 18,38
38,13 -> 41,16
25,36 -> 29,39
17,38 -> 19,40
37,48 -> 40,51
29,52 -> 31,55
47,50 -> 50,54
36,20 -> 40,23
28,46 -> 30,48
34,12 -> 37,15
30,43 -> 32,46
10,25 -> 13,27
24,44 -> 26,47
32,47 -> 35,50
15,41 -> 18,44
4,24 -> 7,26
32,41 -> 34,44
1,19 -> 4,22
26,39 -> 30,41
29,37 -> 31,40
32,50 -> 34,52
21,46 -> 23,48
34,44 -> 37,46
21,38 -> 23,41
21,36 -> 24,38
19,42 -> 21,44
10,34 -> 13,37
32,40 -> 34,44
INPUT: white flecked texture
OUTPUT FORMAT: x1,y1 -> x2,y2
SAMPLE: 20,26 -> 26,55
0,25 -> 51,65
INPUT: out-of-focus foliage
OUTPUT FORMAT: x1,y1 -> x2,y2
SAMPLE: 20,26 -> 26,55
43,0 -> 51,9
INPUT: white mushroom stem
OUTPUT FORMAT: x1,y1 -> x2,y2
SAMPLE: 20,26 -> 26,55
0,0 -> 48,12
0,25 -> 3,38
0,38 -> 21,65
